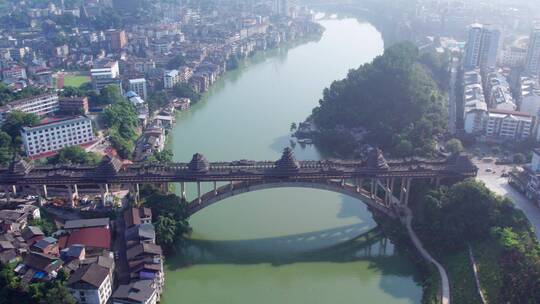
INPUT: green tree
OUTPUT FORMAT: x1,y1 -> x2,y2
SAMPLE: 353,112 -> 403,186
98,85 -> 124,104
148,91 -> 169,113
42,283 -> 76,304
48,146 -> 101,165
166,54 -> 186,70
513,153 -> 526,164
290,122 -> 297,132
446,138 -> 464,154
311,42 -> 447,157
147,148 -> 173,163
0,131 -> 13,165
1,111 -> 40,141
172,83 -> 201,103
154,215 -> 178,248
60,86 -> 85,97
102,101 -> 139,159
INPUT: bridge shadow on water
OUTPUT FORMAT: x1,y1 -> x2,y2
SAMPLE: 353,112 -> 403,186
168,223 -> 406,269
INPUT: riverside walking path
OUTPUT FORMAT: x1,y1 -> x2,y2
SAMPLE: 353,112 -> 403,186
403,207 -> 450,304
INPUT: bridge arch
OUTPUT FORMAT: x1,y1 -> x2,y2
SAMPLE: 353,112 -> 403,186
186,180 -> 399,218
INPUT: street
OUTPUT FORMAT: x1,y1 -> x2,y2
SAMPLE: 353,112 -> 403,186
475,160 -> 540,240
447,57 -> 459,134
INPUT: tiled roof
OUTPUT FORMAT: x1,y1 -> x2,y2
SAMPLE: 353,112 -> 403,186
58,227 -> 111,250
64,218 -> 110,230
67,263 -> 109,289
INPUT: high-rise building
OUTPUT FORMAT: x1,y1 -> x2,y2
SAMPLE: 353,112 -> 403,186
106,29 -> 128,51
464,24 -> 501,69
525,27 -> 540,77
274,0 -> 290,17
128,78 -> 147,100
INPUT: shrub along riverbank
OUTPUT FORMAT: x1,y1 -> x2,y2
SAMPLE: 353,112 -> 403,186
409,179 -> 540,303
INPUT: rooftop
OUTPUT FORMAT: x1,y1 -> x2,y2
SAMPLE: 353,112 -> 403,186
64,218 -> 110,230
67,263 -> 109,289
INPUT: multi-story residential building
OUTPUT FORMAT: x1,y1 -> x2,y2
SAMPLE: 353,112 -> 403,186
59,96 -> 89,115
106,29 -> 128,51
129,78 -> 147,100
525,27 -> 540,77
178,66 -> 193,83
485,70 -> 516,110
464,105 -> 488,134
20,116 -> 95,157
163,70 -> 179,89
500,46 -> 527,68
68,263 -> 112,304
485,109 -> 533,141
134,60 -> 155,74
464,23 -> 501,69
0,93 -> 59,125
91,60 -> 122,93
1,66 -> 27,80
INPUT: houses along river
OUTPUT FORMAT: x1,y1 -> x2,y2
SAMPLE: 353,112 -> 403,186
166,17 -> 423,304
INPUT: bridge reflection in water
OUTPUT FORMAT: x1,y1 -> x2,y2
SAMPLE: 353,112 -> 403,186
175,224 -> 393,267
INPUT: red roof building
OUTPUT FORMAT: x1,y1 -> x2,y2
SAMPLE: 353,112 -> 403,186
58,227 -> 111,255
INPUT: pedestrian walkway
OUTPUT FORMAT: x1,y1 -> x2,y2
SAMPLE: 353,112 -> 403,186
403,207 -> 450,304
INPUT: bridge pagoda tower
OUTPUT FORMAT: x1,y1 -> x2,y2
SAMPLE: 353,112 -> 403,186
274,147 -> 300,176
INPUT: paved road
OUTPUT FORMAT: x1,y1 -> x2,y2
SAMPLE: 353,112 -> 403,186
447,57 -> 459,134
113,214 -> 130,285
474,159 -> 540,240
477,173 -> 540,240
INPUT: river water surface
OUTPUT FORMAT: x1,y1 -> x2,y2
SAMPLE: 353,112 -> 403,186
166,18 -> 422,304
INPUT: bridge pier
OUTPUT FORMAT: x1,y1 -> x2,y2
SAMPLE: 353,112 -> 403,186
384,179 -> 390,206
180,182 -> 186,199
42,184 -> 48,199
67,185 -> 75,208
3,185 -> 11,202
11,185 -> 17,197
100,184 -> 109,204
73,184 -> 79,199
213,181 -> 217,195
370,179 -> 376,198
355,178 -> 362,193
197,182 -> 201,204
130,183 -> 140,204
229,181 -> 233,190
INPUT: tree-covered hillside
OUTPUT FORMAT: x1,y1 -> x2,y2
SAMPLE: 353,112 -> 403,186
311,42 -> 447,157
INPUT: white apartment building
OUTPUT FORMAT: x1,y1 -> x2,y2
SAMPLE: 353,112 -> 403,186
178,66 -> 193,83
464,23 -> 501,69
21,116 -> 95,157
129,78 -> 147,100
464,104 -> 488,134
0,93 -> 59,125
526,27 -> 540,77
163,69 -> 179,89
68,264 -> 112,304
91,60 -> 122,92
485,109 -> 533,141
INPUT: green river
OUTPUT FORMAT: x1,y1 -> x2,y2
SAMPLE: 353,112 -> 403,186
166,17 -> 423,304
